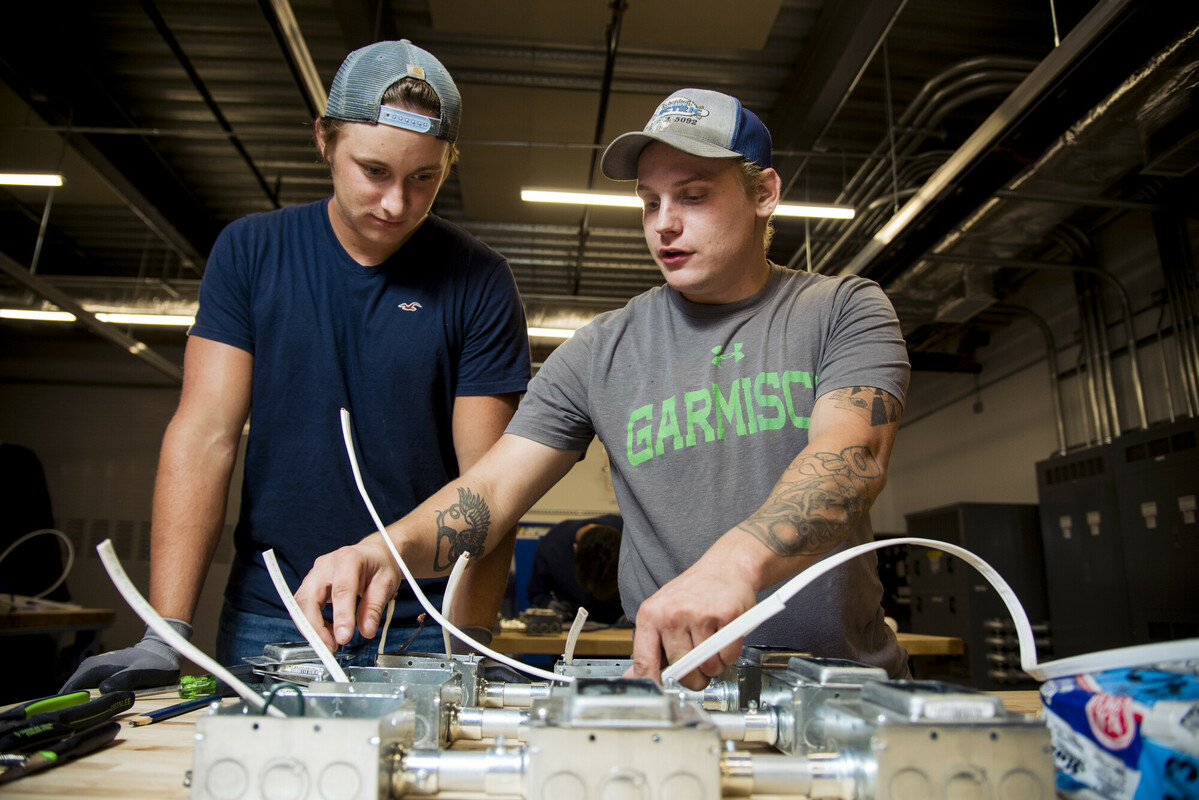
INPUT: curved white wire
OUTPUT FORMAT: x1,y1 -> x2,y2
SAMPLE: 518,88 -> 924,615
96,539 -> 283,717
0,528 -> 75,602
377,598 -> 395,657
660,536 -> 1199,685
564,607 -> 589,665
262,549 -> 350,683
339,408 -> 572,684
442,552 -> 470,657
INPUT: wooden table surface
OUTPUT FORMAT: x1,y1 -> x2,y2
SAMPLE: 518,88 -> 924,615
0,607 -> 116,635
491,626 -> 965,658
0,690 -> 1043,799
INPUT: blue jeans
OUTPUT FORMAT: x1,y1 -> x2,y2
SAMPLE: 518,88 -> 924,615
215,602 -> 446,668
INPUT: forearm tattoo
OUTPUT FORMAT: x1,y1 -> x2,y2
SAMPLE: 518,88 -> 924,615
433,487 -> 491,572
739,445 -> 883,557
827,386 -> 902,427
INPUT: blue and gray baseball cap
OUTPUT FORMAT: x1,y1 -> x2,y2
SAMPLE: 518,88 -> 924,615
601,88 -> 772,180
325,40 -> 461,144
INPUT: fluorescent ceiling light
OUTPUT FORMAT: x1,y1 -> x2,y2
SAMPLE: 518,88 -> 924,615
527,326 -> 575,339
94,312 -> 195,326
0,173 -> 64,187
522,189 -> 641,209
775,203 -> 855,220
0,308 -> 195,326
3,307 -> 572,337
521,188 -> 853,219
0,308 -> 76,322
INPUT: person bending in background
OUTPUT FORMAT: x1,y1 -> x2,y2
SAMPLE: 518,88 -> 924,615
526,514 -> 624,624
62,40 -> 530,694
297,88 -> 909,690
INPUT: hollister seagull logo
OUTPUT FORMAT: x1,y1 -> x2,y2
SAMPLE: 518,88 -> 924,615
398,302 -> 422,312
648,96 -> 709,131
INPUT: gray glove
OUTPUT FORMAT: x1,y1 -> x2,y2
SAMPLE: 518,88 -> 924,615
449,624 -> 494,656
61,618 -> 192,694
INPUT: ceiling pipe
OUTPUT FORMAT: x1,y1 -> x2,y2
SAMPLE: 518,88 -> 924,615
137,0 -> 281,208
258,0 -> 328,119
836,0 -> 1145,280
922,253 -> 1149,430
571,0 -> 628,296
0,251 -> 182,383
780,56 -> 1036,271
797,70 -> 1031,271
993,305 -> 1067,455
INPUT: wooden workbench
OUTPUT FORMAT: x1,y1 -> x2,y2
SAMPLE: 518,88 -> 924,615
0,606 -> 116,637
490,626 -> 964,658
1,690 -> 1042,799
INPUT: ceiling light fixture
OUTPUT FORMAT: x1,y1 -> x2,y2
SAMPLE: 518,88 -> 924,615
1,307 -> 576,338
0,308 -> 76,322
527,326 -> 576,339
0,173 -> 65,187
0,308 -> 195,326
95,312 -> 195,326
521,188 -> 854,219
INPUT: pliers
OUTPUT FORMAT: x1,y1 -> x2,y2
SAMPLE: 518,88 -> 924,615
0,690 -> 133,753
0,721 -> 121,784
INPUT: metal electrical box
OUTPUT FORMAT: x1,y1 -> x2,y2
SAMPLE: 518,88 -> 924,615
904,503 -> 1050,690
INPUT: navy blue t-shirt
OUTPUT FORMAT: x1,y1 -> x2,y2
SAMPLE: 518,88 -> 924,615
191,199 -> 530,621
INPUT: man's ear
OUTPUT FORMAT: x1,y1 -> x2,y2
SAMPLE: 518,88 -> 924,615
314,119 -> 329,162
757,168 -> 782,218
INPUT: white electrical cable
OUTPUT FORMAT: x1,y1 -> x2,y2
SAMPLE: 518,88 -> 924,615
564,607 -> 589,665
339,408 -> 573,684
0,528 -> 74,602
442,552 -> 470,657
660,536 -> 1199,686
377,598 -> 395,657
95,539 -> 284,717
263,549 -> 350,683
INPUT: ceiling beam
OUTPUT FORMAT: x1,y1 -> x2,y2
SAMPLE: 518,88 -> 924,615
0,251 -> 183,383
838,0 -> 1199,286
768,0 -> 907,194
0,14 -> 219,269
332,0 -> 396,51
258,0 -> 328,119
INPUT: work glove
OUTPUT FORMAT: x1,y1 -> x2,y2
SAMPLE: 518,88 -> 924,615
60,618 -> 192,694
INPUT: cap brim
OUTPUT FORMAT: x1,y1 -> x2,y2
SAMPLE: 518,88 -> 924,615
600,131 -> 742,181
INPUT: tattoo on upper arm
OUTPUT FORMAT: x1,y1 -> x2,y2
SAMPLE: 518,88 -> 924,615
433,487 -> 491,572
739,445 -> 883,557
827,386 -> 902,426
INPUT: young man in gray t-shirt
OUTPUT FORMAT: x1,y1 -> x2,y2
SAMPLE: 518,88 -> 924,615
298,88 -> 911,689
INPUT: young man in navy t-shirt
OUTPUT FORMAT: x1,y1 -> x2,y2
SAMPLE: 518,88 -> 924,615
63,40 -> 530,693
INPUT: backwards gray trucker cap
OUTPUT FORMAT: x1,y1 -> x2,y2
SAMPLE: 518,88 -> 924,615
325,40 -> 461,143
601,88 -> 772,180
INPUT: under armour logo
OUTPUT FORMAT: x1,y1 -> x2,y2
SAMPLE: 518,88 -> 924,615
712,343 -> 744,366
398,302 -> 423,312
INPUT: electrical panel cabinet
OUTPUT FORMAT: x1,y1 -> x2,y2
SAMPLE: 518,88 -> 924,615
1035,443 -> 1134,658
1109,419 -> 1198,644
904,502 -> 1050,690
1036,417 -> 1199,658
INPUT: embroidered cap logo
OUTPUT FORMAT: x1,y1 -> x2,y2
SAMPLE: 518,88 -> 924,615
647,96 -> 709,132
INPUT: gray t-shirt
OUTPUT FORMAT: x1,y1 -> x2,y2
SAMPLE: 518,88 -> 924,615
507,264 -> 911,676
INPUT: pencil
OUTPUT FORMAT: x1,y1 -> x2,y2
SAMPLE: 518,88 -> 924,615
126,694 -> 222,727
